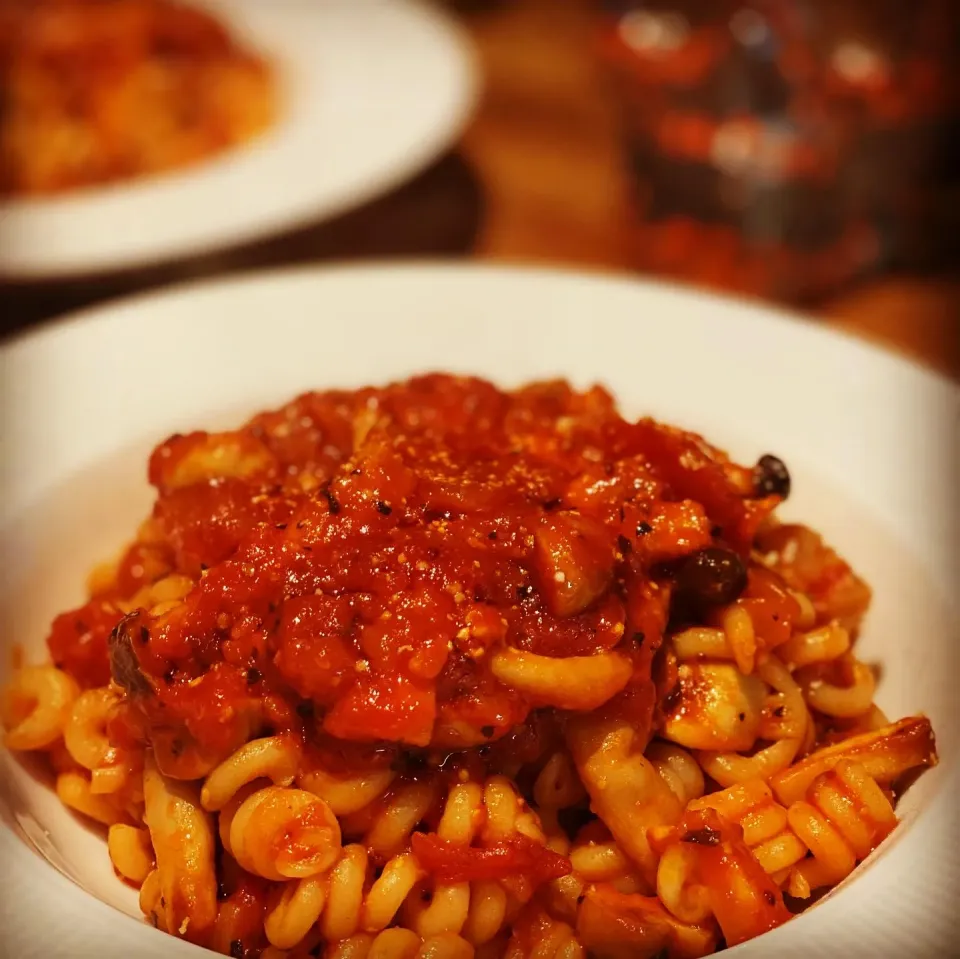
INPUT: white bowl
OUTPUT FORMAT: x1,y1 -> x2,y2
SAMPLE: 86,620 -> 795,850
1,264 -> 957,958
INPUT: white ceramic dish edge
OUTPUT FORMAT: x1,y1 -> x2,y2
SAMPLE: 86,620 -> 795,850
0,263 -> 957,958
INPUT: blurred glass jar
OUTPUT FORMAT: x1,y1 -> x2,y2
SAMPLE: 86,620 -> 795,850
599,0 -> 958,303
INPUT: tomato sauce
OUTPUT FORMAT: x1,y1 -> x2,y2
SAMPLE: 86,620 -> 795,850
410,833 -> 571,885
49,375 -> 783,756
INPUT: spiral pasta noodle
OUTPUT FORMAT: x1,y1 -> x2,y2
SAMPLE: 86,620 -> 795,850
266,930 -> 476,959
0,375 -> 940,958
784,760 -> 898,898
257,844 -> 422,949
143,752 -> 218,942
653,756 -> 900,933
108,823 -> 155,883
1,665 -> 79,752
693,653 -> 810,787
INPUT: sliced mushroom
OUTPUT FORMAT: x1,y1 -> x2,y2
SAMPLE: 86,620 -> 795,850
108,611 -> 155,699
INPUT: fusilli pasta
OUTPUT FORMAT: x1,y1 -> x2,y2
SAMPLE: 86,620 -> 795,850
1,375 -> 938,958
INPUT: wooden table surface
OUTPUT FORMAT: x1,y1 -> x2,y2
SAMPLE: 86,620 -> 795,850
457,0 -> 960,378
3,0 -> 956,378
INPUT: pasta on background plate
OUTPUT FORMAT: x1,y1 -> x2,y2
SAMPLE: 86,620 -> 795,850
0,0 -> 276,197
2,374 -> 937,959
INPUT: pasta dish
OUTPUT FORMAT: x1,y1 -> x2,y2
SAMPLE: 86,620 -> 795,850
0,0 -> 276,197
1,374 -> 937,958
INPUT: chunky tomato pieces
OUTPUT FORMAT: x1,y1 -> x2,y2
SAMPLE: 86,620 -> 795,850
411,833 -> 571,885
48,599 -> 123,688
50,375 -> 782,752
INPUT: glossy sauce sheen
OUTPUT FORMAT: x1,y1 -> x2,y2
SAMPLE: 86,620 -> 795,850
51,376 -> 787,759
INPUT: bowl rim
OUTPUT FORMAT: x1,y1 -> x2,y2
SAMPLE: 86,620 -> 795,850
1,261 -> 957,959
3,259 -> 957,398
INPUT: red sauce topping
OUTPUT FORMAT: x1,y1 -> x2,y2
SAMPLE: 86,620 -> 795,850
48,599 -> 123,688
410,833 -> 571,885
49,375 -> 781,754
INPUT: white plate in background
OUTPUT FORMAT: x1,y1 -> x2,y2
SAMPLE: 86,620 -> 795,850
0,0 -> 477,280
0,264 -> 957,958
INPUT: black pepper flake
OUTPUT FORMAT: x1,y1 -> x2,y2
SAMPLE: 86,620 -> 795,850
296,520 -> 306,530
246,667 -> 262,685
160,896 -> 166,908
268,601 -> 278,613
275,523 -> 287,530
488,530 -> 498,540
139,626 -> 150,644
170,737 -> 184,757
163,666 -> 176,685
633,631 -> 645,646
773,705 -> 786,718
637,521 -> 653,536
376,500 -> 392,516
682,826 -> 721,846
481,725 -> 495,738
351,468 -> 362,476
543,497 -> 562,511
392,751 -> 427,774
617,534 -> 632,555
229,940 -> 244,959
738,712 -> 746,721
576,894 -> 585,905
296,701 -> 315,720
763,890 -> 777,906
322,485 -> 341,515
618,506 -> 625,521
772,614 -> 780,622
420,889 -> 432,903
